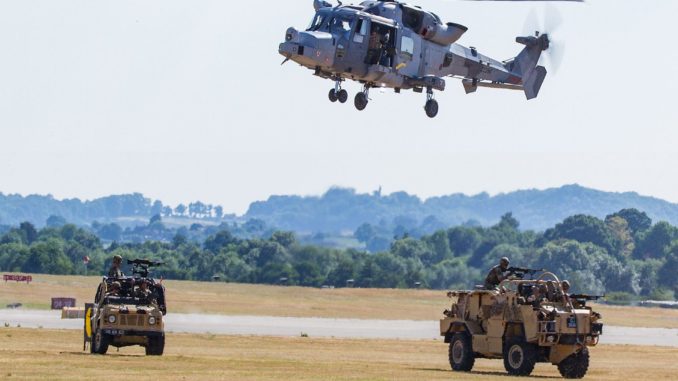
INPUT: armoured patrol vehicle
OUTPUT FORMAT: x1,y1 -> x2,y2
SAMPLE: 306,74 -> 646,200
85,259 -> 167,355
440,270 -> 603,378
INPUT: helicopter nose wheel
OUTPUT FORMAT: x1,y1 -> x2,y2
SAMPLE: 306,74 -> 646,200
354,85 -> 370,111
424,88 -> 439,118
329,79 -> 348,104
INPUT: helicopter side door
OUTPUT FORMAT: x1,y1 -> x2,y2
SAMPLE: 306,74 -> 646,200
396,30 -> 422,78
335,16 -> 369,77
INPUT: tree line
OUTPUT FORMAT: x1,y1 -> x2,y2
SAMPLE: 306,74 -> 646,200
0,208 -> 676,299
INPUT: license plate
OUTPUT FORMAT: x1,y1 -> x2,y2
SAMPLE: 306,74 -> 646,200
567,317 -> 577,328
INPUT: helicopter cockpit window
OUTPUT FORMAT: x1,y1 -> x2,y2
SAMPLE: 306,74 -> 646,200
400,36 -> 414,61
307,13 -> 327,31
330,16 -> 354,38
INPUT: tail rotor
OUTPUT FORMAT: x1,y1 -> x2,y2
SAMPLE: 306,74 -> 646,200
523,4 -> 566,74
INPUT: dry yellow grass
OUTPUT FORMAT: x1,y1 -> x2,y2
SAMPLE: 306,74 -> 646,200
0,328 -> 676,381
2,273 -> 678,328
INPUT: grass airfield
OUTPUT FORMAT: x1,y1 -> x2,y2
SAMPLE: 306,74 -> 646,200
2,273 -> 678,328
2,274 -> 678,380
0,329 -> 677,381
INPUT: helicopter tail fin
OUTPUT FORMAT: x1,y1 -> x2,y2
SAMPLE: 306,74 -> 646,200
511,34 -> 549,100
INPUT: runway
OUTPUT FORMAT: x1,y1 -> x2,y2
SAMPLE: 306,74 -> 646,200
1,309 -> 676,347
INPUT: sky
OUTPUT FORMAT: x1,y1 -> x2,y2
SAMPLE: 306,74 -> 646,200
0,0 -> 676,214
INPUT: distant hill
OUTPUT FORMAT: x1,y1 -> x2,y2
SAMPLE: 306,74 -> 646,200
2,185 -> 678,233
245,185 -> 678,232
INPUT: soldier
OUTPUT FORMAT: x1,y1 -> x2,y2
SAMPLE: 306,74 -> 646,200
527,284 -> 547,308
367,30 -> 381,64
106,281 -> 121,297
484,257 -> 510,290
134,280 -> 156,305
107,255 -> 124,278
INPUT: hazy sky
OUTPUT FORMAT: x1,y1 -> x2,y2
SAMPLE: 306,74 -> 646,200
1,0 -> 676,214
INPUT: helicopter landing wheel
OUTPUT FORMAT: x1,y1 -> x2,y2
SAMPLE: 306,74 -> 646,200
354,92 -> 368,111
328,89 -> 338,103
425,99 -> 439,118
337,89 -> 348,104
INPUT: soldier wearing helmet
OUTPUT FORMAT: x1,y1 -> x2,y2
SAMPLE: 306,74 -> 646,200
484,257 -> 510,290
107,255 -> 124,278
106,281 -> 121,297
134,279 -> 157,305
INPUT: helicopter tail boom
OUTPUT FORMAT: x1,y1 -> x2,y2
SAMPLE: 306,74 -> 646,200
510,33 -> 550,99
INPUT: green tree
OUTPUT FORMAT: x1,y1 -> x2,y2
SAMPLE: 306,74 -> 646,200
46,215 -> 67,227
608,208 -> 652,235
19,222 -> 38,244
174,204 -> 187,217
543,215 -> 617,254
634,222 -> 677,259
445,225 -> 480,256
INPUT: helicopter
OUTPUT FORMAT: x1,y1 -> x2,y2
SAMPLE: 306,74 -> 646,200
278,0 -> 580,118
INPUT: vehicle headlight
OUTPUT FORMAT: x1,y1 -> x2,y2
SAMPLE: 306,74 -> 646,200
107,315 -> 116,324
148,316 -> 156,325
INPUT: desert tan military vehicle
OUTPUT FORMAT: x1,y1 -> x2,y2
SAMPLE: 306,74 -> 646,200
85,259 -> 167,356
440,270 -> 603,378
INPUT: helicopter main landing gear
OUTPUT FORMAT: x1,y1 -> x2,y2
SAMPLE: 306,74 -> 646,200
329,79 -> 348,104
424,87 -> 439,118
354,85 -> 370,111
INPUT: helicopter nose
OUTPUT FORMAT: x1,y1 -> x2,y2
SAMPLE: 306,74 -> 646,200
279,28 -> 335,67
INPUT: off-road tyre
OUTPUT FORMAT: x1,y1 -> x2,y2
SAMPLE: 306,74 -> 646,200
503,337 -> 537,376
448,333 -> 475,372
558,347 -> 589,379
146,334 -> 165,356
92,329 -> 110,355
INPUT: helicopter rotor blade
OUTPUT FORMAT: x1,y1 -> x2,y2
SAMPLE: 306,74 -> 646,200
543,3 -> 563,34
522,7 -> 540,36
546,38 -> 565,74
462,1 -> 583,2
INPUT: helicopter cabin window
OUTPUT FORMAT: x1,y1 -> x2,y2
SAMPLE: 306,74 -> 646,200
400,36 -> 414,61
353,19 -> 368,43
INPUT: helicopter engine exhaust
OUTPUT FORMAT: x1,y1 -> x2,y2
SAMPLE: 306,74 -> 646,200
421,22 -> 468,46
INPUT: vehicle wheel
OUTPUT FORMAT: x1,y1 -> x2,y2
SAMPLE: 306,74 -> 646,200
337,89 -> 348,104
558,347 -> 589,379
424,99 -> 439,118
92,329 -> 110,355
448,333 -> 475,372
146,334 -> 165,356
503,337 -> 537,376
328,89 -> 338,103
354,92 -> 368,111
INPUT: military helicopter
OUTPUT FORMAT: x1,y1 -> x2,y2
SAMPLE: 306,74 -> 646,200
279,0 -> 580,118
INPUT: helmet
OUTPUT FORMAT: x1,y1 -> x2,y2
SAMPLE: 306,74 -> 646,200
562,280 -> 571,290
113,255 -> 122,262
500,257 -> 510,266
